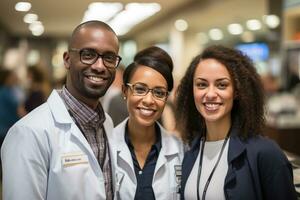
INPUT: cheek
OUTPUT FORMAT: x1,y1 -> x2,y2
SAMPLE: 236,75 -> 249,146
126,95 -> 140,115
193,90 -> 203,114
157,101 -> 166,114
193,88 -> 203,105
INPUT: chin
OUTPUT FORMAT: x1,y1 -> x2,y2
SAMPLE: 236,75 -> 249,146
84,88 -> 108,98
136,117 -> 157,127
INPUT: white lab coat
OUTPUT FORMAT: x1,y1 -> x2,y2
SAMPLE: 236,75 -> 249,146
111,119 -> 184,200
1,90 -> 114,200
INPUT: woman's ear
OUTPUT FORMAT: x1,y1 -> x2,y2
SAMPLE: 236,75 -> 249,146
122,84 -> 127,100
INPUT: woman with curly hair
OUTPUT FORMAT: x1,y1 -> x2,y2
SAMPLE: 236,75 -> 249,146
175,45 -> 296,200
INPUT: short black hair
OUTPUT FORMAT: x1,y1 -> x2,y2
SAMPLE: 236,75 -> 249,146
68,20 -> 117,48
123,46 -> 174,91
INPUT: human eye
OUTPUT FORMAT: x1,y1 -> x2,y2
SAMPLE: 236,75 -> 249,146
81,49 -> 97,60
153,88 -> 168,99
195,80 -> 207,89
103,54 -> 117,63
133,84 -> 147,95
217,81 -> 229,89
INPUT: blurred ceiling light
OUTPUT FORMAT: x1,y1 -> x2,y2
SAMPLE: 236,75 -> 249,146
83,2 -> 123,22
15,2 -> 31,12
208,28 -> 223,40
174,19 -> 188,32
109,3 -> 161,36
263,15 -> 280,29
227,23 -> 243,35
197,32 -> 209,45
23,13 -> 38,24
29,21 -> 44,36
241,31 -> 255,42
246,19 -> 262,31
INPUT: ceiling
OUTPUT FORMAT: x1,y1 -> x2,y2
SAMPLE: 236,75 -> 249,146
0,0 -> 194,38
0,0 -> 269,42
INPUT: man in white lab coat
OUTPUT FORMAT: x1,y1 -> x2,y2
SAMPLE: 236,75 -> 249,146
1,20 -> 122,200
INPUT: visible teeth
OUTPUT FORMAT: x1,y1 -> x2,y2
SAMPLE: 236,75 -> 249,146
88,76 -> 103,82
140,108 -> 154,116
205,103 -> 219,111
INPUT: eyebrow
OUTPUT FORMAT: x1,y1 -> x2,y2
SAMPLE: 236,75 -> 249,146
195,77 -> 231,82
134,82 -> 167,90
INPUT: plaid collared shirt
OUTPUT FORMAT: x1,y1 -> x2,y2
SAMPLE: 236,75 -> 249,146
59,87 -> 113,200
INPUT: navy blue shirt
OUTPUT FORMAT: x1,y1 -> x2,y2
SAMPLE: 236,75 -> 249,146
125,122 -> 162,200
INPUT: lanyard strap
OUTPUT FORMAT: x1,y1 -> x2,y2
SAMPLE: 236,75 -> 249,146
196,136 -> 229,200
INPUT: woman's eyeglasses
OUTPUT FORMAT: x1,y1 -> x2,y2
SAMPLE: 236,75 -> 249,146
126,83 -> 169,101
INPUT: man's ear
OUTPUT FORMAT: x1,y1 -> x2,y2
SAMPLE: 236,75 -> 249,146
63,51 -> 71,69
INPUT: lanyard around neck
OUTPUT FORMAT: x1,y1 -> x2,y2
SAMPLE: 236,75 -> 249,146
196,136 -> 229,200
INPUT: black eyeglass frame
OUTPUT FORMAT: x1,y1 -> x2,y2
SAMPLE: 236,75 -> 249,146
69,48 -> 122,68
126,83 -> 169,101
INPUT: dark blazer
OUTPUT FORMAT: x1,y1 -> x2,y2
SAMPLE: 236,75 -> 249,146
181,127 -> 297,200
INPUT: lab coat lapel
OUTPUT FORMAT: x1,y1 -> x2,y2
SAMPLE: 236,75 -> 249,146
115,120 -> 137,184
153,125 -> 179,181
47,90 -> 102,176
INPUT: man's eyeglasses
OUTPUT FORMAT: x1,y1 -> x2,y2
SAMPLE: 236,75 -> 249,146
126,83 -> 169,101
69,48 -> 122,68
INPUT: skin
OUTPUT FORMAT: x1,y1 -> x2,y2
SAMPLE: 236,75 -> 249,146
193,58 -> 234,141
63,26 -> 119,109
123,65 -> 168,168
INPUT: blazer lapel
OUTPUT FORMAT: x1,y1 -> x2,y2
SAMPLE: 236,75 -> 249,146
181,136 -> 201,199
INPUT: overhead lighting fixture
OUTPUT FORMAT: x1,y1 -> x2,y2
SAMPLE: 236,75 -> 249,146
263,15 -> 280,29
208,28 -> 223,40
15,2 -> 31,12
108,3 -> 161,36
29,21 -> 44,36
23,13 -> 38,24
174,19 -> 188,32
246,19 -> 262,31
83,2 -> 123,22
227,23 -> 243,35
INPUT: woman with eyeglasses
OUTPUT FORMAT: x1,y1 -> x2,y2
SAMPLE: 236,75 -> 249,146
110,46 -> 184,200
176,45 -> 297,200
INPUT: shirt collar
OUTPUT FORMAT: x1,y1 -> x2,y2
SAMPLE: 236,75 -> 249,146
124,122 -> 162,152
59,86 -> 105,127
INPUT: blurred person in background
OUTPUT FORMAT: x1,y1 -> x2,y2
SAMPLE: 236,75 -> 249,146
107,64 -> 128,126
0,68 -> 24,147
1,20 -> 121,200
102,63 -> 124,112
111,46 -> 184,200
24,65 -> 50,113
175,45 -> 297,200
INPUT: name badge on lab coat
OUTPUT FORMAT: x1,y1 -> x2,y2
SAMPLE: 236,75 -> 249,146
61,152 -> 88,167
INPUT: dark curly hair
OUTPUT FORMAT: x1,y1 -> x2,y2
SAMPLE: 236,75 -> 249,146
175,45 -> 265,144
123,46 -> 174,91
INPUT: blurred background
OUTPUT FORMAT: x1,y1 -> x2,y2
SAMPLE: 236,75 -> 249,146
0,0 -> 300,197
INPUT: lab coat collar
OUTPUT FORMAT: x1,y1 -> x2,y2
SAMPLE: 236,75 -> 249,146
114,119 -> 181,157
114,119 -> 182,184
47,90 -> 114,178
47,90 -> 74,124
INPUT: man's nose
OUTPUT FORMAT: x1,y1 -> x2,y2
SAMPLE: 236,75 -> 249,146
90,57 -> 106,72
